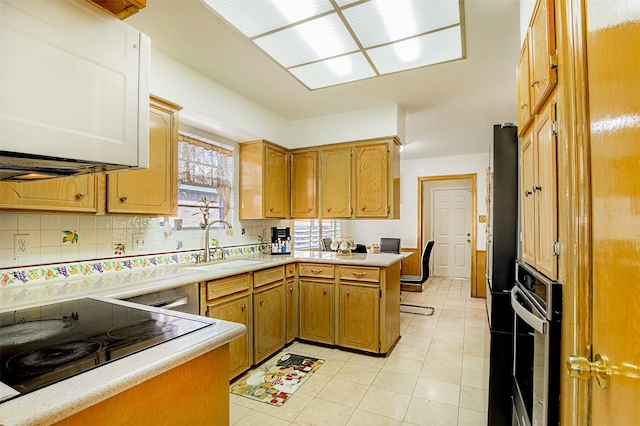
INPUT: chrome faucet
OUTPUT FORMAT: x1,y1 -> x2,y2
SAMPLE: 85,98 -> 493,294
203,220 -> 233,262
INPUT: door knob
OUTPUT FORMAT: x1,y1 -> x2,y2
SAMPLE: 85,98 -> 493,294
566,353 -> 611,389
467,239 -> 471,243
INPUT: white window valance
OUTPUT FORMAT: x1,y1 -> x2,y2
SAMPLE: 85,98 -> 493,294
177,132 -> 233,188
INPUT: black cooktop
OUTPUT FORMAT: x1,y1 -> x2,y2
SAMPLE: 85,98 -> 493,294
0,297 -> 211,402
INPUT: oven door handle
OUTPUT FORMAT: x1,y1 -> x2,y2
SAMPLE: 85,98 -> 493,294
511,286 -> 547,334
150,296 -> 189,310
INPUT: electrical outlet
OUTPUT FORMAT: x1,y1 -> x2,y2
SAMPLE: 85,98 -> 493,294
14,234 -> 31,258
133,233 -> 146,250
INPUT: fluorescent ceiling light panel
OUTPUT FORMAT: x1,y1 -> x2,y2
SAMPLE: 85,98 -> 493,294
343,0 -> 461,47
367,26 -> 463,75
203,0 -> 333,37
254,14 -> 358,67
288,52 -> 376,89
203,0 -> 466,89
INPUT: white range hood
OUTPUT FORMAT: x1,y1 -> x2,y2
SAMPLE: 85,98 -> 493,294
0,0 -> 150,181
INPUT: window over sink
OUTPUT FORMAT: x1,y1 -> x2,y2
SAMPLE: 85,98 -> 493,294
175,131 -> 234,229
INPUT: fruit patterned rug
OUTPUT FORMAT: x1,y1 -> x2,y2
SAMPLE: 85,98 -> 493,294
229,353 -> 324,407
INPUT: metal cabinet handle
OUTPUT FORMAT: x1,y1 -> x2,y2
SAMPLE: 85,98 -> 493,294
76,192 -> 86,199
326,207 -> 332,212
310,269 -> 321,273
241,304 -> 246,311
352,272 -> 365,277
525,190 -> 533,197
347,290 -> 350,296
119,195 -> 128,202
361,206 -> 365,211
533,185 -> 542,192
269,207 -> 273,212
520,102 -> 527,109
323,289 -> 327,295
289,286 -> 293,292
530,79 -> 539,86
260,298 -> 264,305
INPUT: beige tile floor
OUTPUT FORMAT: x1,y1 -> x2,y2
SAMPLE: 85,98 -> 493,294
230,277 -> 490,426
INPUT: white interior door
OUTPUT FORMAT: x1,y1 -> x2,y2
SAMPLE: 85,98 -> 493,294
432,188 -> 471,278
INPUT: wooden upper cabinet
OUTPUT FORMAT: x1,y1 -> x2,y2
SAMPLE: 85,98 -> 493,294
529,0 -> 557,114
519,95 -> 558,280
239,140 -> 289,219
290,150 -> 318,219
354,143 -> 388,218
321,146 -> 352,218
107,96 -> 180,216
87,0 -> 146,20
517,35 -> 534,135
533,97 -> 558,280
520,130 -> 536,266
0,174 -> 98,213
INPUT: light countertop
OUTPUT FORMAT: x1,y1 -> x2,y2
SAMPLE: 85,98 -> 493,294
0,296 -> 245,426
0,251 -> 406,425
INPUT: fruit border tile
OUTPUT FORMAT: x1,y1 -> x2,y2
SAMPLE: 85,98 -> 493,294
230,353 -> 324,407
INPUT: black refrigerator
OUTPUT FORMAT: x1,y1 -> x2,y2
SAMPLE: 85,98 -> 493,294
485,123 -> 518,426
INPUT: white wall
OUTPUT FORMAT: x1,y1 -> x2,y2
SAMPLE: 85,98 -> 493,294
287,104 -> 404,148
149,50 -> 404,149
519,0 -> 536,42
343,153 -> 489,251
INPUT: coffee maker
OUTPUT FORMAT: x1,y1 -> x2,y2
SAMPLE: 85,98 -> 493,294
271,227 -> 291,255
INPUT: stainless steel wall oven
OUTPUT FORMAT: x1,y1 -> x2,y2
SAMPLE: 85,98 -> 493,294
511,261 -> 562,426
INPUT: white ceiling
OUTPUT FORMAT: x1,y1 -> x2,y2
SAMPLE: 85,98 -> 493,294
127,0 -> 521,159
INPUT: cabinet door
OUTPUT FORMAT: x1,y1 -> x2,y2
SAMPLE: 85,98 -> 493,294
520,131 -> 536,266
299,279 -> 334,344
517,36 -> 533,135
291,151 -> 318,218
533,99 -> 558,279
0,175 -> 97,212
253,283 -> 286,364
338,283 -> 379,353
286,277 -> 299,344
264,145 -> 288,218
207,295 -> 251,379
107,97 -> 179,215
321,147 -> 352,218
529,0 -> 557,114
354,143 -> 388,218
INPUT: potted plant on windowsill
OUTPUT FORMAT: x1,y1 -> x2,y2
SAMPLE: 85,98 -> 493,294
193,197 -> 215,229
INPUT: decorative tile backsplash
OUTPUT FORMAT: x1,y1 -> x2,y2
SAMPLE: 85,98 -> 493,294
0,244 -> 263,287
0,212 -> 288,269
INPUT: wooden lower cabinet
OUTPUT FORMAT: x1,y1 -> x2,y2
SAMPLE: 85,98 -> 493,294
286,264 -> 299,343
53,346 -> 230,426
338,282 -> 379,352
299,278 -> 334,345
253,282 -> 286,364
205,294 -> 251,379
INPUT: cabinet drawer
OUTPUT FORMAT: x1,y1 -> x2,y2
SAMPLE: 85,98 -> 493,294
286,263 -> 296,277
254,266 -> 285,288
206,274 -> 250,300
299,263 -> 335,279
339,266 -> 380,283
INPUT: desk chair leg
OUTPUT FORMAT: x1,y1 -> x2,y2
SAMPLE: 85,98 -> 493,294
400,291 -> 435,316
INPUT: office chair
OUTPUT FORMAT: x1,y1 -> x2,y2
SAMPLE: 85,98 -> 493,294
399,240 -> 435,315
380,238 -> 401,254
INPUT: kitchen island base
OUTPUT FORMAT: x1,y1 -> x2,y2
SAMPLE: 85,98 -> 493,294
52,345 -> 230,426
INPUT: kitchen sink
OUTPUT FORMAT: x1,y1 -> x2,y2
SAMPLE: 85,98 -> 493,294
187,259 -> 263,272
